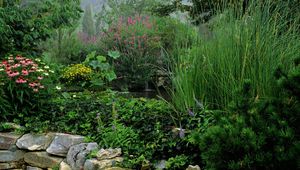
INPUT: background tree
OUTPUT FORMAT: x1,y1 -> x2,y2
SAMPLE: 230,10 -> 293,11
82,5 -> 95,36
153,0 -> 300,25
0,0 -> 82,58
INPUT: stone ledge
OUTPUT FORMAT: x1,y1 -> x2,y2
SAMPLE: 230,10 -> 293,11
0,132 -> 126,170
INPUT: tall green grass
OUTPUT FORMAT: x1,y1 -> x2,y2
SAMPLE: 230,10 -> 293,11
171,1 -> 300,111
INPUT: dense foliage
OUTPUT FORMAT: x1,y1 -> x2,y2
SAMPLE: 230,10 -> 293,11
0,0 -> 81,57
1,0 -> 299,169
189,57 -> 300,169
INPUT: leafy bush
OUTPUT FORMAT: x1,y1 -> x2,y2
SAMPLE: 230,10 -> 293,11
0,55 -> 54,121
40,31 -> 101,65
0,2 -> 49,57
189,57 -> 300,169
82,51 -> 119,89
99,15 -> 162,89
156,17 -> 199,53
0,0 -> 82,57
165,155 -> 189,170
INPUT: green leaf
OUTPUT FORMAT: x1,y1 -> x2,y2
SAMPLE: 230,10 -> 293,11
90,79 -> 104,87
89,60 -> 100,69
108,51 -> 120,59
62,92 -> 71,99
84,51 -> 97,64
96,55 -> 106,62
106,70 -> 117,82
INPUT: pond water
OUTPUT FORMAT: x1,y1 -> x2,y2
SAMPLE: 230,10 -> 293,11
118,89 -> 170,100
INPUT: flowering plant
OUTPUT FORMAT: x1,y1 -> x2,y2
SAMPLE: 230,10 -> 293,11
61,64 -> 93,85
100,15 -> 162,88
0,55 -> 54,120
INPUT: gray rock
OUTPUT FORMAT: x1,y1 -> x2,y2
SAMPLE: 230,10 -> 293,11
96,148 -> 122,160
59,161 -> 72,170
46,133 -> 85,156
105,168 -> 131,170
0,133 -> 22,150
0,162 -> 22,169
24,152 -> 63,168
186,165 -> 201,170
66,142 -> 98,170
141,160 -> 150,170
16,133 -> 54,151
0,150 -> 25,162
84,157 -> 123,170
154,160 -> 166,170
26,166 -> 43,170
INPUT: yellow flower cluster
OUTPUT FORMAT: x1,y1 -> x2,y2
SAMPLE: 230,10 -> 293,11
62,64 -> 92,84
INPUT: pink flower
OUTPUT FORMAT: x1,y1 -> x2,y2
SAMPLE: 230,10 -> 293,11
22,69 -> 29,76
16,77 -> 27,84
2,60 -> 8,65
16,55 -> 24,61
12,64 -> 21,68
29,68 -> 36,73
37,76 -> 43,80
29,82 -> 37,87
8,71 -> 19,77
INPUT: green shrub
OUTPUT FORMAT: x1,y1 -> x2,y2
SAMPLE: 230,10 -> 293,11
189,57 -> 300,169
0,2 -> 50,57
40,31 -> 101,65
165,155 -> 189,170
82,51 -> 119,89
0,0 -> 81,57
155,16 -> 199,57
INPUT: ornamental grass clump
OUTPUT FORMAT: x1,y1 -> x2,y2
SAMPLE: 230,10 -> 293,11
170,0 -> 300,111
0,55 -> 54,121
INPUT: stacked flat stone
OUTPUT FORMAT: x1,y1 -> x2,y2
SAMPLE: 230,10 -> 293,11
0,133 -> 126,170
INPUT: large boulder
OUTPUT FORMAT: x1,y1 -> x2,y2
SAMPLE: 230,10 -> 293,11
96,148 -> 121,160
66,142 -> 98,170
59,161 -> 72,170
84,157 -> 124,170
16,133 -> 54,151
105,168 -> 131,170
0,133 -> 22,150
0,150 -> 24,162
186,165 -> 201,170
26,166 -> 43,170
154,160 -> 166,170
24,152 -> 63,168
0,162 -> 23,169
46,133 -> 84,156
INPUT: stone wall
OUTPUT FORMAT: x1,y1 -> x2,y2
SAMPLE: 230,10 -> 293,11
0,133 -> 125,170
